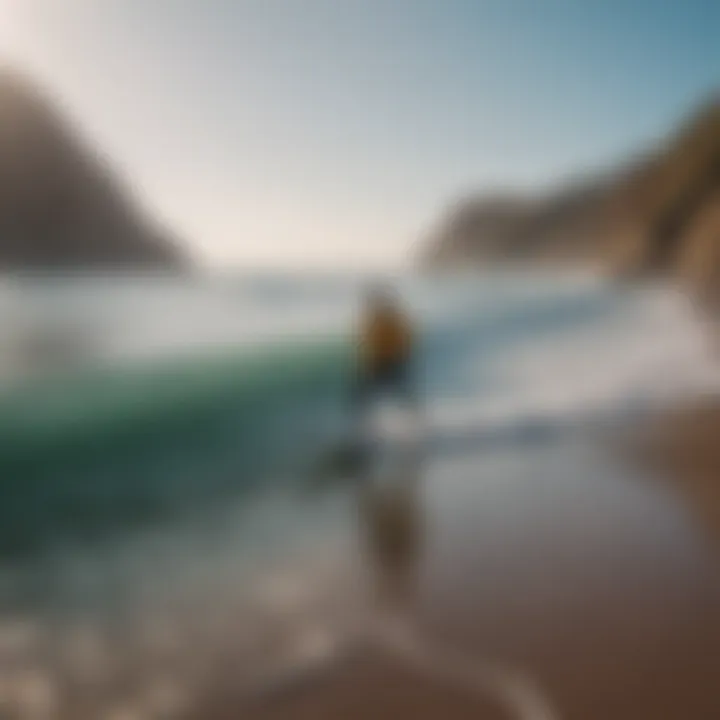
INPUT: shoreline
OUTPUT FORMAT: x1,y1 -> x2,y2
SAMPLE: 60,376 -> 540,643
193,416 -> 720,720
2,413 -> 720,719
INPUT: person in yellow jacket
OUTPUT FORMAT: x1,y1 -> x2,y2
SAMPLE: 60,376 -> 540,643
354,285 -> 417,414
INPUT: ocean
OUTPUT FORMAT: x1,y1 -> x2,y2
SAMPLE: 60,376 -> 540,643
0,271 -> 717,718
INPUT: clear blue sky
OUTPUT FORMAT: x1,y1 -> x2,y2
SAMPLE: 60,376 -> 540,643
1,0 -> 718,267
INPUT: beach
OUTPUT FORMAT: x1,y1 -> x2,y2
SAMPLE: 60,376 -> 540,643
177,422 -> 720,720
1,274 -> 719,720
0,4 -> 717,716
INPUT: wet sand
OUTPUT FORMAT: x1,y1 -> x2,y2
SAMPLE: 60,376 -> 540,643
188,427 -> 720,720
634,401 -> 720,517
192,650 -> 515,720
3,422 -> 720,719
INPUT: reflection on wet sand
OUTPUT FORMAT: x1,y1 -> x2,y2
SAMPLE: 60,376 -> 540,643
355,444 -> 424,619
348,443 -> 560,720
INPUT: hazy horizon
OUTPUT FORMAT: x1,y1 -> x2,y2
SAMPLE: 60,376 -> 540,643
1,0 -> 717,269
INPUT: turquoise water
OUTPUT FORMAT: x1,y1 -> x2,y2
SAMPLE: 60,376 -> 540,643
0,339 -> 353,555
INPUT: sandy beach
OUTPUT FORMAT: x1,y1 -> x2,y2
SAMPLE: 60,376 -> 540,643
169,417 -> 720,720
3,410 -> 718,720
632,401 -> 720,552
2,279 -> 718,720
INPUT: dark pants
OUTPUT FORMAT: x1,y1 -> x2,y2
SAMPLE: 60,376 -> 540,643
353,358 -> 415,412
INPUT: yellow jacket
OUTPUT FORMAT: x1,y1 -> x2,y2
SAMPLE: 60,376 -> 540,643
360,307 -> 413,369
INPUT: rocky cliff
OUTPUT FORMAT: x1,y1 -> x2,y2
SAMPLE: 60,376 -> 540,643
0,69 -> 186,270
423,96 -> 720,298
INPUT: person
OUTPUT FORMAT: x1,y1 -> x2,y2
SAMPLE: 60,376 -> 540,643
353,285 -> 417,420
